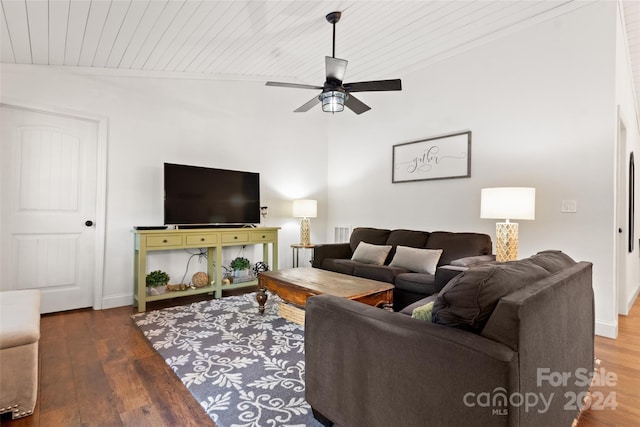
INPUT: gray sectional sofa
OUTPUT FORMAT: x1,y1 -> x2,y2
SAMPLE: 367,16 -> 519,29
305,250 -> 595,427
312,227 -> 494,310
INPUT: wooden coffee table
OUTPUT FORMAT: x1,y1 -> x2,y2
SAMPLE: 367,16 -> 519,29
256,267 -> 393,315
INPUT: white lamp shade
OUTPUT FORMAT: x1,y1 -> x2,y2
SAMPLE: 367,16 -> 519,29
480,187 -> 535,220
292,199 -> 317,218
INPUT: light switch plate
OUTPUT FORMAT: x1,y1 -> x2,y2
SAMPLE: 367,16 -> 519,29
562,200 -> 577,213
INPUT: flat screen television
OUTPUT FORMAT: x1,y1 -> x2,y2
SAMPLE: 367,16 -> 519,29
164,163 -> 260,226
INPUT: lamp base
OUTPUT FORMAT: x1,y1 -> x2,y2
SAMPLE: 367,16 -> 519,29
300,218 -> 311,246
495,222 -> 518,262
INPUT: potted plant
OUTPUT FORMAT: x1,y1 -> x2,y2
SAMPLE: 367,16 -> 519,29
230,257 -> 251,278
146,270 -> 170,295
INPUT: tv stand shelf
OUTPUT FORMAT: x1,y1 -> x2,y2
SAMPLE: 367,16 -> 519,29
133,227 -> 279,312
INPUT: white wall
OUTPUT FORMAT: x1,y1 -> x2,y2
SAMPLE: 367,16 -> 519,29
616,2 -> 640,316
325,1 -> 625,337
0,65 -> 330,308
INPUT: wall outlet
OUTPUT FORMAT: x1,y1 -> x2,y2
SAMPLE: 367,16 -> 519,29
562,200 -> 577,213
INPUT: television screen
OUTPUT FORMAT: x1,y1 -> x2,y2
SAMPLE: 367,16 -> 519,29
164,163 -> 260,226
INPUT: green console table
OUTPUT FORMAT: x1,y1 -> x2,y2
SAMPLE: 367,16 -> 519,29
133,227 -> 279,312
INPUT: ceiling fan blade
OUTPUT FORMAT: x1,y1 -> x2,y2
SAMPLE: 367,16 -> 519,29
344,79 -> 402,92
326,56 -> 348,81
294,96 -> 321,113
266,81 -> 323,90
344,93 -> 371,115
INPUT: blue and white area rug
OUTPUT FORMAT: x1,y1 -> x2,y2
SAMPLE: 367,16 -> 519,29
132,292 -> 323,427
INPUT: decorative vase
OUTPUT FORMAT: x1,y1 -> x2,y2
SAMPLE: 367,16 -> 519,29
233,269 -> 249,278
147,285 -> 166,296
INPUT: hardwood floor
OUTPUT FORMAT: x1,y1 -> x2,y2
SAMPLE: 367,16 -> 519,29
575,297 -> 640,427
2,291 -> 639,427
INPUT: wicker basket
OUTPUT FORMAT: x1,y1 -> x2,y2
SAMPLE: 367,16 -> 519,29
278,302 -> 305,326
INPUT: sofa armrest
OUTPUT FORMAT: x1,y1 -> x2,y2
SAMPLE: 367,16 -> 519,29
311,243 -> 352,268
433,255 -> 496,293
433,265 -> 466,293
305,295 -> 517,427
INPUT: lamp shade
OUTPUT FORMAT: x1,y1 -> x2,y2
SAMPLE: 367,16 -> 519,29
292,199 -> 317,218
480,187 -> 535,220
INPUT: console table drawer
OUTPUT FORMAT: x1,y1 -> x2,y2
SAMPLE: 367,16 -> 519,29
250,230 -> 277,242
221,232 -> 249,243
146,235 -> 183,247
186,234 -> 218,245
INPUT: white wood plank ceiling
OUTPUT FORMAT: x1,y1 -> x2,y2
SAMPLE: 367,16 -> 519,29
1,0 -> 638,107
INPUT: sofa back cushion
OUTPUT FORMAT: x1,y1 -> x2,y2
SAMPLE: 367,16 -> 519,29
431,258 -> 551,333
384,229 -> 430,262
349,227 -> 391,252
426,232 -> 492,266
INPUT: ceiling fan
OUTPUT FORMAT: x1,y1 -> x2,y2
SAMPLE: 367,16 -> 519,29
265,11 -> 402,115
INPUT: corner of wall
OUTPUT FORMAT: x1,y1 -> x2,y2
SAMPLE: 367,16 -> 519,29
595,320 -> 618,339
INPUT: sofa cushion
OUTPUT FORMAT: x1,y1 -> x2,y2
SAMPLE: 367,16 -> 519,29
321,259 -> 358,275
394,272 -> 436,294
351,242 -> 392,265
384,229 -> 430,262
389,246 -> 443,274
352,264 -> 408,284
426,232 -> 492,266
432,260 -> 550,333
349,227 -> 391,252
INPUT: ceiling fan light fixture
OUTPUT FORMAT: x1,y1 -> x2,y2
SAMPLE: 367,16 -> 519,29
321,90 -> 347,113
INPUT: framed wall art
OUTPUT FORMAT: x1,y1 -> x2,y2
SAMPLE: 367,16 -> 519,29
392,130 -> 471,183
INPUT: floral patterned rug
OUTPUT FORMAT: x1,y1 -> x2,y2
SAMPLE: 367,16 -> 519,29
132,292 -> 323,427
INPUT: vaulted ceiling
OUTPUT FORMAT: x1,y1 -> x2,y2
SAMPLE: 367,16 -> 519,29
1,0 -> 639,110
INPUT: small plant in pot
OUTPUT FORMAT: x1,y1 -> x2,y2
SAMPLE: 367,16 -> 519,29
146,270 -> 170,296
230,257 -> 251,278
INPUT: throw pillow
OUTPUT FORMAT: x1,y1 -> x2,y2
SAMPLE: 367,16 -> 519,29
389,246 -> 443,274
431,260 -> 550,333
351,242 -> 392,265
411,300 -> 435,322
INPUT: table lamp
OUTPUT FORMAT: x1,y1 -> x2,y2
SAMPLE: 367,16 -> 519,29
480,187 -> 535,262
293,199 -> 317,246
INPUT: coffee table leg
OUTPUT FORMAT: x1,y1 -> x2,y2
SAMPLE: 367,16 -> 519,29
256,287 -> 268,315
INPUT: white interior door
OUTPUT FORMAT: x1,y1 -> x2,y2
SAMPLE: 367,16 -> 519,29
1,105 -> 99,313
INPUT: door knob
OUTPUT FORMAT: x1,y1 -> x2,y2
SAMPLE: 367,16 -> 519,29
85,220 -> 94,227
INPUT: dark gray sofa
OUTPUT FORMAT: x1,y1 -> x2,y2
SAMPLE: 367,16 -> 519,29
312,227 -> 493,310
305,251 -> 594,427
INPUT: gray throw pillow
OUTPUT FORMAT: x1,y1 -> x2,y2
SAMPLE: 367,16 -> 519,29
351,242 -> 392,265
389,246 -> 443,274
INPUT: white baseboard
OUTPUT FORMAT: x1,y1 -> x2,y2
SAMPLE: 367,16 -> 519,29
595,320 -> 617,338
101,293 -> 134,310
